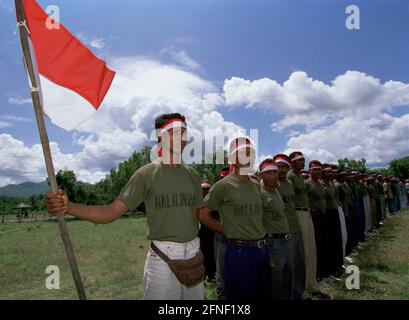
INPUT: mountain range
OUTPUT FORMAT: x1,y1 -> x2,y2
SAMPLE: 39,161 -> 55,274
0,181 -> 50,197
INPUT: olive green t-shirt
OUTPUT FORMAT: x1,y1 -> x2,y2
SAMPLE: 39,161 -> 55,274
361,182 -> 369,197
367,184 -> 378,199
324,182 -> 339,210
391,183 -> 400,197
204,175 -> 265,240
276,179 -> 300,232
356,182 -> 365,198
305,179 -> 326,212
287,170 -> 310,208
336,182 -> 351,216
261,185 -> 290,235
376,182 -> 384,196
348,182 -> 358,202
116,159 -> 204,243
344,182 -> 352,198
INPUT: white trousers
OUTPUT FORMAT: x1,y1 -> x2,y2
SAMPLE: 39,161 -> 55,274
143,237 -> 204,300
296,209 -> 319,293
338,206 -> 347,260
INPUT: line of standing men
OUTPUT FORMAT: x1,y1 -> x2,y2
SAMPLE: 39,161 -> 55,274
200,150 -> 407,300
45,113 -> 407,300
199,143 -> 336,300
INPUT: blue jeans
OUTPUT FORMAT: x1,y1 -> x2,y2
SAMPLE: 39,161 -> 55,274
387,198 -> 396,214
288,231 -> 305,299
395,197 -> 401,212
224,242 -> 271,300
213,233 -> 228,299
266,235 -> 292,300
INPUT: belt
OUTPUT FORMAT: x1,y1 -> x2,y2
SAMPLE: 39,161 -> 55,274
267,233 -> 291,240
295,207 -> 309,211
228,239 -> 267,248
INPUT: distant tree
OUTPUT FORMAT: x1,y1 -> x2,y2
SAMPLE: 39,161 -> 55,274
86,191 -> 98,205
94,146 -> 153,204
337,158 -> 367,172
193,148 -> 227,184
56,170 -> 77,201
74,184 -> 88,204
36,194 -> 46,211
28,195 -> 39,211
389,156 -> 409,178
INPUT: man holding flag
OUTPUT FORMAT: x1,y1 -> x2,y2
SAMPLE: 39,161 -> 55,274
46,113 -> 207,300
15,0 -> 116,299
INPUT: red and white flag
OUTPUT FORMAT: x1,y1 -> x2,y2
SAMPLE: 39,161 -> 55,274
21,0 -> 116,131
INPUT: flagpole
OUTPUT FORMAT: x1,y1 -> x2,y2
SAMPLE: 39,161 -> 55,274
15,0 -> 87,300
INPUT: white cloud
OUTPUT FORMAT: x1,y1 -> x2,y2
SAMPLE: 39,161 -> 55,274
223,70 -> 409,131
0,132 -> 118,187
283,114 -> 409,166
7,97 -> 32,105
89,38 -> 106,50
72,56 -> 241,169
172,50 -> 201,70
0,56 -> 242,186
77,33 -> 106,51
0,115 -> 32,122
160,46 -> 201,70
221,70 -> 409,166
0,116 -> 32,129
3,58 -> 409,186
0,121 -> 11,129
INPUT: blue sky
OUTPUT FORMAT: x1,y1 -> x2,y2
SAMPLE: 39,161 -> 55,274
1,0 -> 409,185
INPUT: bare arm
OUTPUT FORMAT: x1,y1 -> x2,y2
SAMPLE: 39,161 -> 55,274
46,189 -> 129,224
198,207 -> 225,236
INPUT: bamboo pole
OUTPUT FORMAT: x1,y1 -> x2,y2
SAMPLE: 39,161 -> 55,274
15,0 -> 86,300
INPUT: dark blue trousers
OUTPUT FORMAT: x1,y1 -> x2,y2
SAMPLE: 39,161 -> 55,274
351,200 -> 364,244
224,243 -> 271,300
396,197 -> 401,212
357,199 -> 366,242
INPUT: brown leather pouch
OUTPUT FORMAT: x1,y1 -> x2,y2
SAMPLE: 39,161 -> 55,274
150,242 -> 206,287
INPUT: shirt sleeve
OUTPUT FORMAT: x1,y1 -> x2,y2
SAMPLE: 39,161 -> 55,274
335,185 -> 340,203
204,181 -> 223,211
115,169 -> 146,211
192,170 -> 205,209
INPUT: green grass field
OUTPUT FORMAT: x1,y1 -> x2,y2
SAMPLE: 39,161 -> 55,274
0,216 -> 148,299
1,209 -> 408,300
322,208 -> 409,300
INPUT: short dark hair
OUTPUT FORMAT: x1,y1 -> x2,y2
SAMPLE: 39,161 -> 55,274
273,153 -> 290,163
337,172 -> 346,179
321,163 -> 331,170
155,113 -> 186,130
309,160 -> 322,168
259,158 -> 275,171
289,151 -> 303,161
229,137 -> 252,153
220,165 -> 230,172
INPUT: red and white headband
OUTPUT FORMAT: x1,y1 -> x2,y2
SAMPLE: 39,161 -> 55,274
229,140 -> 255,155
220,170 -> 229,177
260,162 -> 278,173
274,156 -> 290,166
291,154 -> 305,162
159,118 -> 186,133
309,164 -> 322,170
201,182 -> 211,189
